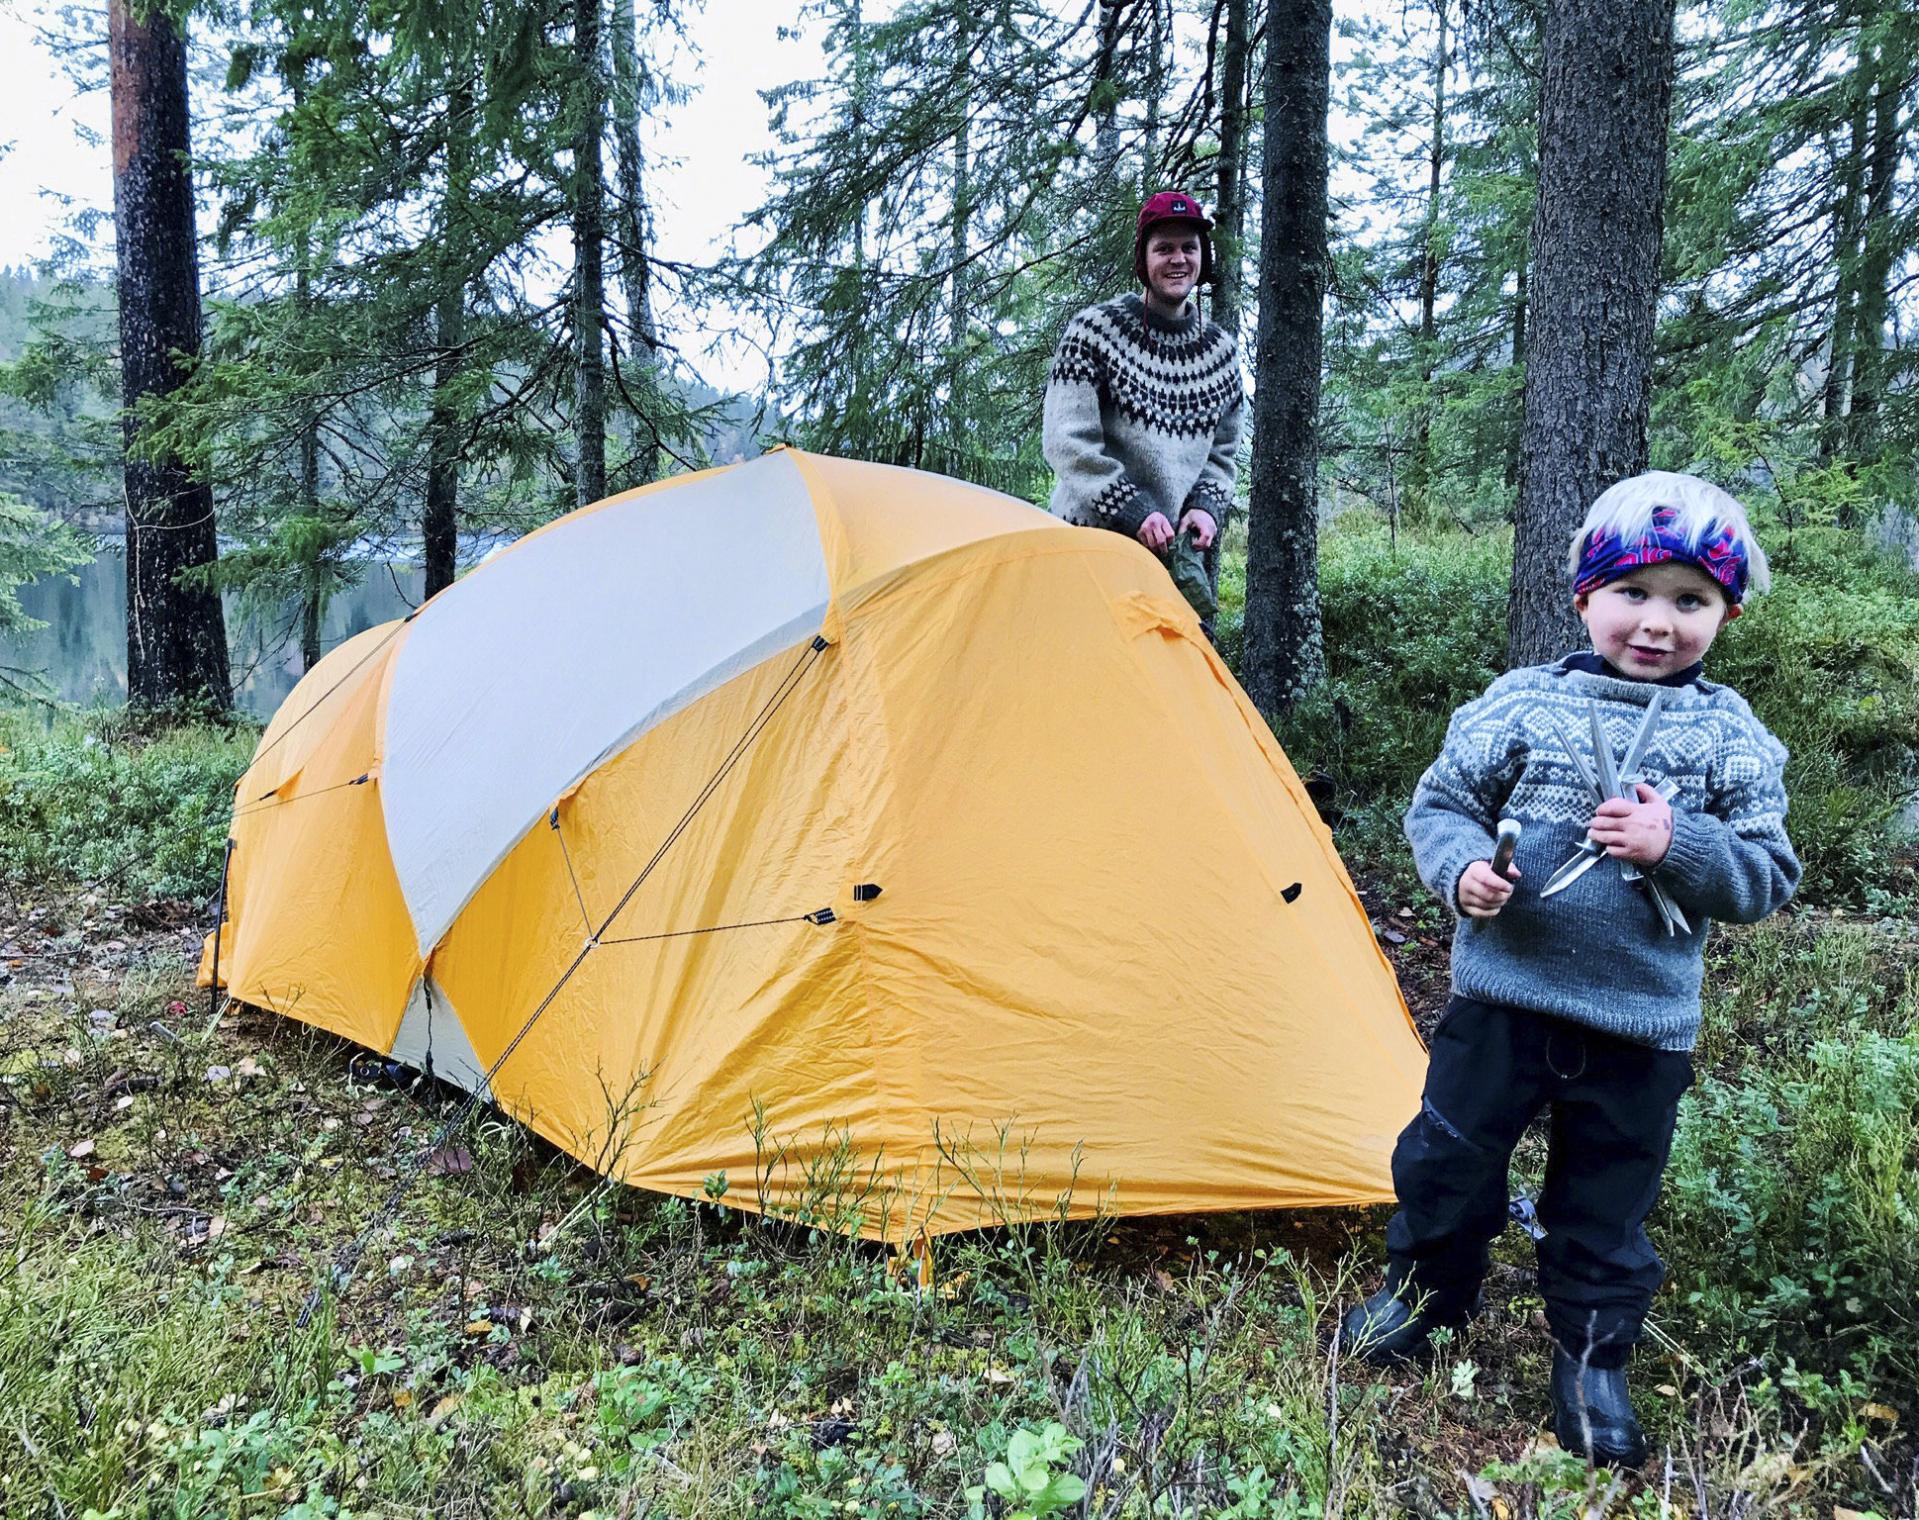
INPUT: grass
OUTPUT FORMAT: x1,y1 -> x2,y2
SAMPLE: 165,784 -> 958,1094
2,894 -> 1916,1518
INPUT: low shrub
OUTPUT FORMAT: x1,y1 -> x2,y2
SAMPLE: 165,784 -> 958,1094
1711,527 -> 1919,900
1223,519 -> 1919,904
1662,919 -> 1919,1388
0,707 -> 255,900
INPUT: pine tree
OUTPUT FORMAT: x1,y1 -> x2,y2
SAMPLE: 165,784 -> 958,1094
1241,0 -> 1333,711
110,0 -> 232,709
1508,0 -> 1676,668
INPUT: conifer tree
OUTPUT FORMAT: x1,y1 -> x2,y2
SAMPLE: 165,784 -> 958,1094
1508,0 -> 1675,668
110,0 -> 232,708
1241,0 -> 1333,711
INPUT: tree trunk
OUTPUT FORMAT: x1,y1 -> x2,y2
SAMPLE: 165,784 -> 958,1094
948,0 -> 972,435
1506,0 -> 1675,670
1819,28 -> 1872,463
1094,0 -> 1125,186
1843,28 -> 1906,463
1143,0 -> 1165,180
298,337 -> 324,667
423,284 -> 465,599
1240,0 -> 1332,713
1408,0 -> 1448,521
290,60 -> 326,673
1211,0 -> 1250,335
610,0 -> 657,487
573,0 -> 609,508
423,78 -> 473,599
1505,251 -> 1527,492
109,0 -> 231,711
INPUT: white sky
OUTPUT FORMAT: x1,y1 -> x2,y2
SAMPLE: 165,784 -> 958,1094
0,2 -> 816,268
0,0 -> 827,391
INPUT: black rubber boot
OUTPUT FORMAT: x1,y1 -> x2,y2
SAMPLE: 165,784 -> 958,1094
1341,1282 -> 1473,1366
1550,1348 -> 1648,1467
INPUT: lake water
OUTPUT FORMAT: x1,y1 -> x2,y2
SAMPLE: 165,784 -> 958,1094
0,542 -> 426,718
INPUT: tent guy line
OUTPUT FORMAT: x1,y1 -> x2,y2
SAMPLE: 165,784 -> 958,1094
550,810 -> 594,935
596,911 -> 831,947
231,773 -> 371,820
584,635 -> 831,947
296,628 -> 836,1327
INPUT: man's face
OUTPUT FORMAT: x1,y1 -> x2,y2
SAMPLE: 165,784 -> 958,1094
1144,225 -> 1203,308
1575,562 -> 1736,679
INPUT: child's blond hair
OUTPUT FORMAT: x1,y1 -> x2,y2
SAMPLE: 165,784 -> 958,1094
1565,471 -> 1771,597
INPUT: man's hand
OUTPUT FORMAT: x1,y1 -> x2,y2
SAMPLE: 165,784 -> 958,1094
1589,781 -> 1674,867
1137,512 -> 1176,552
1457,859 -> 1519,918
1178,508 -> 1218,550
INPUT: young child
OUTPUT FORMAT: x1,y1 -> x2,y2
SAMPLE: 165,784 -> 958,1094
1342,471 -> 1801,1467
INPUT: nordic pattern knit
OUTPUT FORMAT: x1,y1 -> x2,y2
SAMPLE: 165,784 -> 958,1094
1404,659 -> 1800,1052
1042,295 -> 1242,537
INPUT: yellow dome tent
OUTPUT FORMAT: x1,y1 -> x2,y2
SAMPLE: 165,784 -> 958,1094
203,449 -> 1424,1241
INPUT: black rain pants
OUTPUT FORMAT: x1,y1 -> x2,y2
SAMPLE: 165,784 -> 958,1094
1383,995 -> 1695,1367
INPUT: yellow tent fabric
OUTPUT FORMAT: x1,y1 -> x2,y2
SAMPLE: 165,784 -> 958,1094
203,449 -> 1424,1240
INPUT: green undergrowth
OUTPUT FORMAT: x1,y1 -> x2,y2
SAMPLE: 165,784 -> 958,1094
1663,916 -> 1919,1391
1219,520 -> 1919,907
3,913 -> 1918,1517
0,706 -> 255,901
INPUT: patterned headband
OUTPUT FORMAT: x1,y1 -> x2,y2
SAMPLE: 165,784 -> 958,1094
1573,507 -> 1750,605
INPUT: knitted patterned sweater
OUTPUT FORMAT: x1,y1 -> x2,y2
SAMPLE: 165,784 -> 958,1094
1404,659 -> 1800,1051
1041,295 -> 1243,537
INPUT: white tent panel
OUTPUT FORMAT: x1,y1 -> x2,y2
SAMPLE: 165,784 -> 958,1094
381,452 -> 831,953
389,976 -> 492,1099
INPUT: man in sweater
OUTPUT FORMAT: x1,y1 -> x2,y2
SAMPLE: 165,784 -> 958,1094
1042,191 -> 1242,619
1342,472 -> 1800,1467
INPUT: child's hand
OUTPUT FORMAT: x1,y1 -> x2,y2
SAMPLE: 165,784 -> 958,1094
1457,859 -> 1519,918
1589,782 -> 1674,866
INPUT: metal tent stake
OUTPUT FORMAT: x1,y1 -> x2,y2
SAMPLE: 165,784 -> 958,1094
207,837 -> 235,1023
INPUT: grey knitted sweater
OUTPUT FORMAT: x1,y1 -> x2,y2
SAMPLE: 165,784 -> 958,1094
1042,295 -> 1242,537
1404,659 -> 1800,1051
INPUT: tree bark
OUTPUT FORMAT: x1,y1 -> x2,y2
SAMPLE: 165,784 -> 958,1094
1211,0 -> 1250,335
1819,27 -> 1872,462
1407,0 -> 1448,521
1240,0 -> 1332,713
573,0 -> 609,508
297,285 -> 324,668
290,60 -> 326,673
948,0 -> 972,432
1506,0 -> 1675,670
1094,0 -> 1125,187
610,0 -> 657,487
423,284 -> 465,599
110,0 -> 231,711
423,77 -> 473,599
1143,0 -> 1165,179
1504,250 -> 1527,492
1843,27 -> 1906,462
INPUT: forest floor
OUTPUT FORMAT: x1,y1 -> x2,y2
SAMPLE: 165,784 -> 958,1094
2,870 -> 1915,1519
